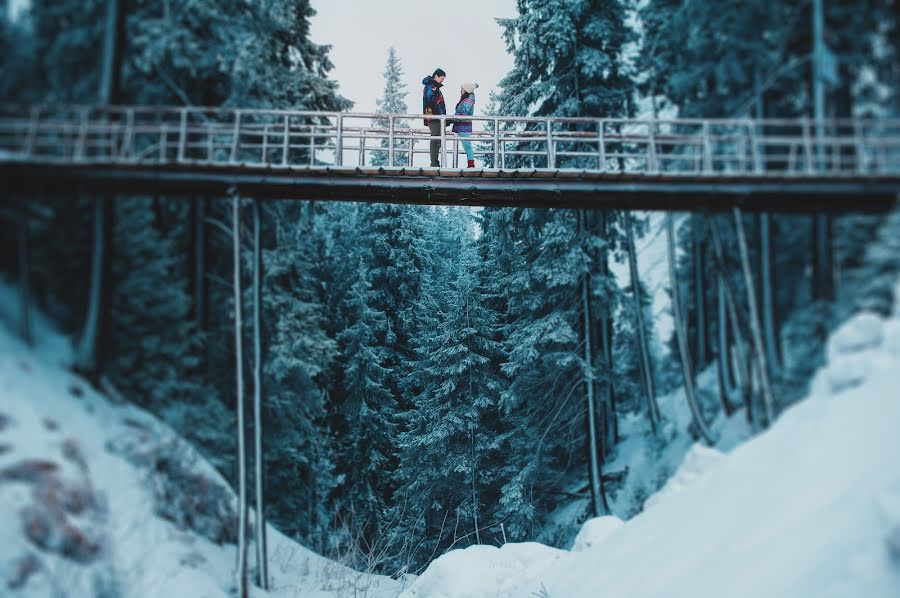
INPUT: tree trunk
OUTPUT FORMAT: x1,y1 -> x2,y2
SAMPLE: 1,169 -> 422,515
733,207 -> 776,426
190,198 -> 207,332
232,194 -> 248,598
715,277 -> 737,416
624,213 -> 660,432
16,207 -> 33,346
759,213 -> 782,377
693,230 -> 707,367
251,199 -> 268,590
667,214 -> 714,444
706,214 -> 755,427
580,210 -> 605,517
596,212 -> 618,449
470,428 -> 481,544
75,198 -> 108,372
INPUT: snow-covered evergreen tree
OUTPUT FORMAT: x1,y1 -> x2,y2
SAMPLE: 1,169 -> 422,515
372,46 -> 410,166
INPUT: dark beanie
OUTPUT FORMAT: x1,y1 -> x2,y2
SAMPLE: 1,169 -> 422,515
433,68 -> 446,78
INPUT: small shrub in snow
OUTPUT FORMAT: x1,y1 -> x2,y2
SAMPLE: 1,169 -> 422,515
826,311 -> 885,361
107,432 -> 238,544
887,524 -> 900,563
0,412 -> 13,432
5,552 -> 41,591
20,503 -> 102,563
0,459 -> 59,483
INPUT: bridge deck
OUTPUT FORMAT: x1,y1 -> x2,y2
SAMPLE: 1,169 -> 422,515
2,106 -> 899,211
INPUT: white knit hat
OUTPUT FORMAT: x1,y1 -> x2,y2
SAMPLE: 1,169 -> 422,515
461,82 -> 479,93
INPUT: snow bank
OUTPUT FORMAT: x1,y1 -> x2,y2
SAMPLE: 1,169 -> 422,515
399,543 -> 566,598
403,289 -> 900,598
570,516 -> 623,552
0,288 -> 405,597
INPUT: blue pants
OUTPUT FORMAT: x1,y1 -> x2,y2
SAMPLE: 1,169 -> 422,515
458,132 -> 474,161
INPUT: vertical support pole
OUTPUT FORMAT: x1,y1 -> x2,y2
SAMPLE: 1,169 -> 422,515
232,192 -> 249,598
388,115 -> 395,167
359,130 -> 367,167
750,120 -> 763,174
598,119 -> 606,172
123,108 -> 135,161
802,118 -> 815,174
17,207 -> 33,346
335,114 -> 344,167
408,138 -> 415,167
647,121 -> 658,174
440,116 -> 447,168
251,199 -> 269,590
75,108 -> 90,161
262,124 -> 269,164
24,107 -> 40,157
282,115 -> 289,166
74,198 -> 106,372
310,122 -> 316,166
177,109 -> 187,162
546,119 -> 555,169
453,136 -> 459,169
702,121 -> 713,174
492,118 -> 499,168
160,125 -> 168,162
207,122 -> 214,162
230,110 -> 242,164
853,120 -> 866,174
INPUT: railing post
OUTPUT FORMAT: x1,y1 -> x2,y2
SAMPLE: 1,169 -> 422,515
262,124 -> 269,164
853,120 -> 866,174
802,118 -> 815,174
160,124 -> 168,162
440,116 -> 447,168
388,115 -> 395,167
493,119 -> 499,169
546,119 -> 555,169
207,123 -> 215,162
598,119 -> 606,172
282,115 -> 290,166
310,122 -> 316,166
75,108 -> 90,161
702,121 -> 713,174
177,108 -> 187,162
335,114 -> 344,166
123,108 -> 135,161
647,120 -> 658,174
453,136 -> 459,169
749,120 -> 763,174
230,110 -> 242,164
24,107 -> 40,157
359,129 -> 367,167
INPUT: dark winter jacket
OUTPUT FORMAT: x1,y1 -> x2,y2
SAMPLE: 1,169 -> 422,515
422,76 -> 446,125
452,94 -> 476,133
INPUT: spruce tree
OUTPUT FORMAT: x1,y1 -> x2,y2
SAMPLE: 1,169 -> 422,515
372,46 -> 410,167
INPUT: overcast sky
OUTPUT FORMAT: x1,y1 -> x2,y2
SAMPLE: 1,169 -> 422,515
309,0 -> 518,114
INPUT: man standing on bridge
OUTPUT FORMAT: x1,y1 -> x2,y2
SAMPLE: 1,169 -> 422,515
423,68 -> 447,167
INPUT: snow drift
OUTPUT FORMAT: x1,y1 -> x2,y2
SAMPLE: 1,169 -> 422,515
0,280 -> 406,598
401,283 -> 900,598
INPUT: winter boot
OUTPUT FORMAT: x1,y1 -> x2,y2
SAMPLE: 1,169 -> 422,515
467,159 -> 475,169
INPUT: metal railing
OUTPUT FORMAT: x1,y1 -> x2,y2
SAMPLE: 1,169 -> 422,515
1,105 -> 898,177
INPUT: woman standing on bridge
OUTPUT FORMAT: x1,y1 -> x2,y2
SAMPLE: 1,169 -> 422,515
453,83 -> 479,168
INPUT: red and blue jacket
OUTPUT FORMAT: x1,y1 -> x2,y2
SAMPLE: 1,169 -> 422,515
422,76 -> 446,125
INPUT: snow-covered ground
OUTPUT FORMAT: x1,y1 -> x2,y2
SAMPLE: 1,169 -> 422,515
0,280 -> 407,598
401,281 -> 900,597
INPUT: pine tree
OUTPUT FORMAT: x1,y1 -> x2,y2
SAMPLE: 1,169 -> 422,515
372,47 -> 410,167
390,208 -> 505,571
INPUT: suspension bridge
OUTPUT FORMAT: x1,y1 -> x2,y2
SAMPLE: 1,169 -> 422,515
2,106 -> 899,211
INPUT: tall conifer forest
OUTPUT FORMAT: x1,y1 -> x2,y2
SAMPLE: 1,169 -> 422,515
1,0 -> 898,578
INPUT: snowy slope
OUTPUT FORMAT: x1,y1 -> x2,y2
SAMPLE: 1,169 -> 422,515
400,282 -> 900,598
0,280 -> 407,598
